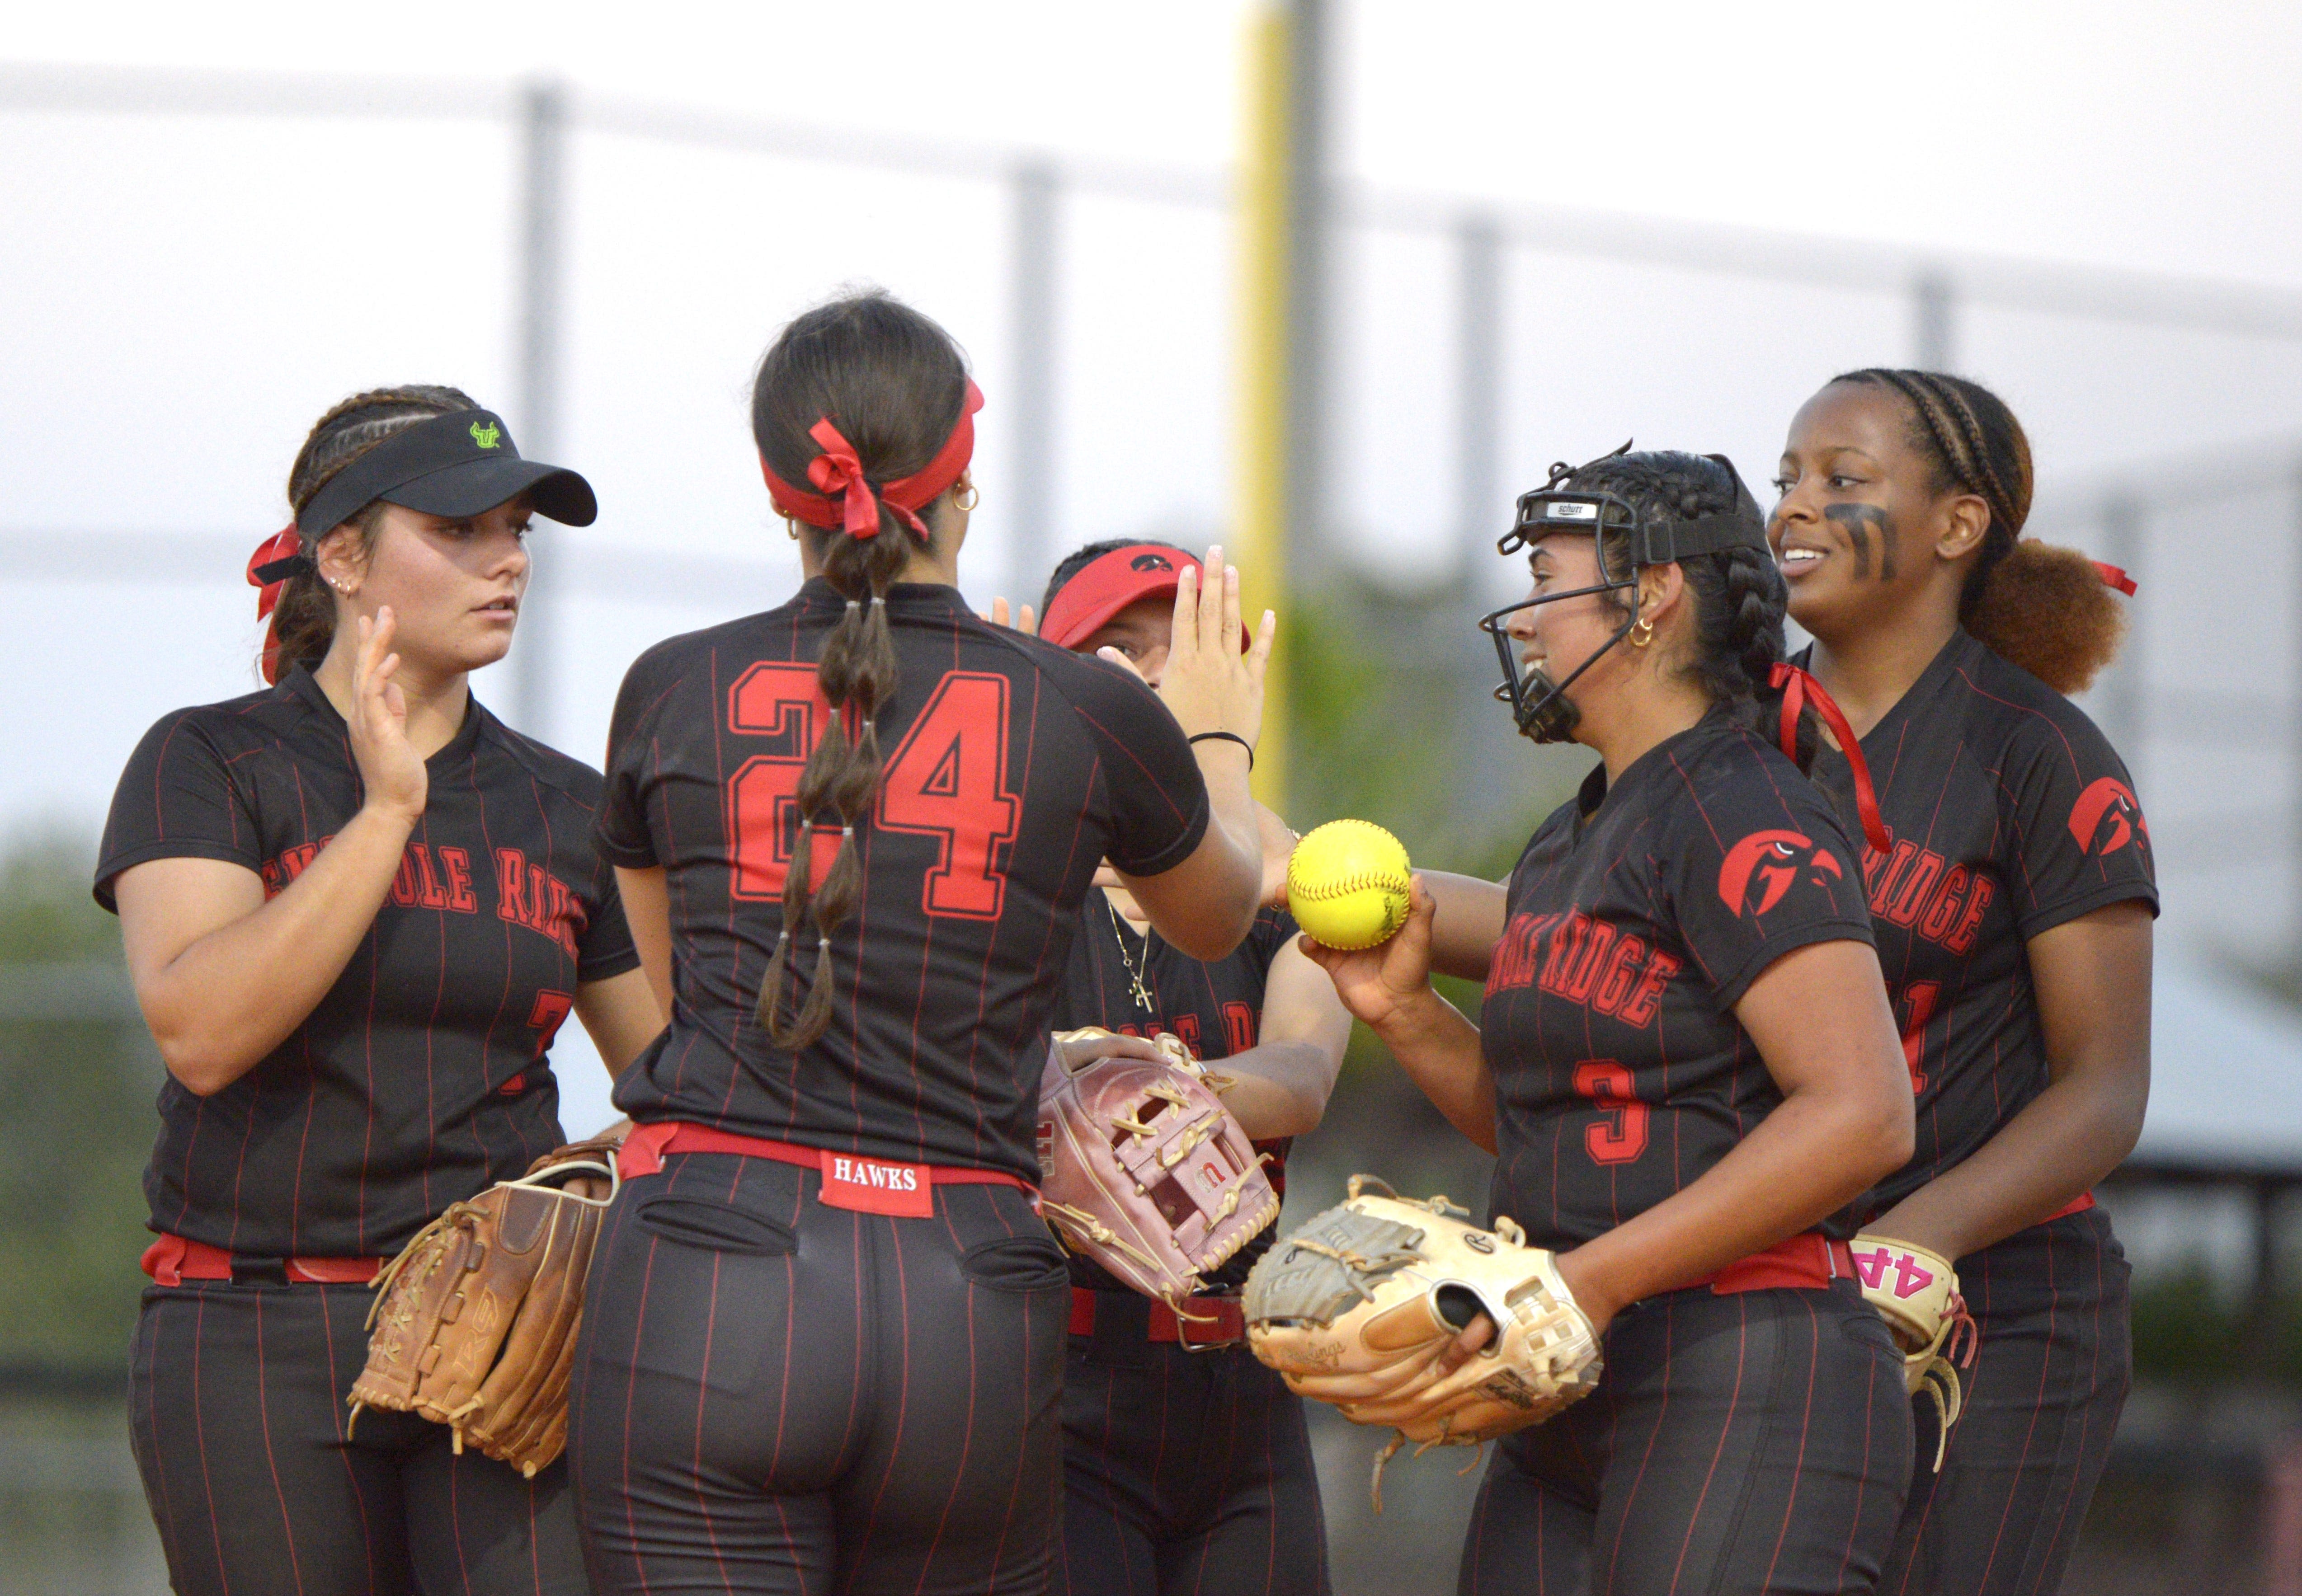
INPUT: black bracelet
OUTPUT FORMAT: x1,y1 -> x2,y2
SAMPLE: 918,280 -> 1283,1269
1188,731 -> 1255,770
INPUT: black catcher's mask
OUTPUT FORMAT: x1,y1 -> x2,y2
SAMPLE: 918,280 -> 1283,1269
1479,444 -> 1770,743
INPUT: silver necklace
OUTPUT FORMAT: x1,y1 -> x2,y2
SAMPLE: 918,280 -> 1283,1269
1107,897 -> 1156,1015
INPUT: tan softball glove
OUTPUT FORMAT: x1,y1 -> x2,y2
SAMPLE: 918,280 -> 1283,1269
347,1145 -> 617,1477
1243,1175 -> 1602,1507
1037,1027 -> 1278,1313
1850,1232 -> 1978,1469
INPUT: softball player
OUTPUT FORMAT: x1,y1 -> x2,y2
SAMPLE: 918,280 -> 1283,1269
567,293 -> 1272,1596
1036,540 -> 1350,1596
1772,369 -> 2152,1596
96,386 -> 664,1596
1310,449 -> 1919,1595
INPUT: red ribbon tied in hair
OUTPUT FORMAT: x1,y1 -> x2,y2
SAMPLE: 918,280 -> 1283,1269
1769,662 -> 1892,856
762,380 -> 985,541
2093,561 -> 2138,597
246,522 -> 306,685
805,419 -> 905,540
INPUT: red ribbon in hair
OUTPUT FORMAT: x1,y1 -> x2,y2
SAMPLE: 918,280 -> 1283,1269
1769,662 -> 1892,856
2093,561 -> 2137,597
246,522 -> 306,685
761,380 -> 985,540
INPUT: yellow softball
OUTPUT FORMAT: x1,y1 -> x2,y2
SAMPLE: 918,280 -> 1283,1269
1286,820 -> 1413,950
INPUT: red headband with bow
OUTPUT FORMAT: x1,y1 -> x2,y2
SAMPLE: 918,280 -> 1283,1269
246,522 -> 310,685
761,379 -> 984,540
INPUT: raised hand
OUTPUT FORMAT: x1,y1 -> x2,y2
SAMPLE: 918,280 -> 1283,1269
1130,545 -> 1276,746
982,597 -> 1038,634
1299,874 -> 1438,1032
350,607 -> 427,824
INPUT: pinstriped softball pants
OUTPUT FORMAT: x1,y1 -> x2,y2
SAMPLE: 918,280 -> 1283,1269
1053,1296 -> 1331,1596
128,1279 -> 587,1595
1459,1280 -> 1915,1596
567,1149 -> 1070,1595
1879,1206 -> 2130,1596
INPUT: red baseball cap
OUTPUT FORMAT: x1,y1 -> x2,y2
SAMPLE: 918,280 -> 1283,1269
1041,544 -> 1252,652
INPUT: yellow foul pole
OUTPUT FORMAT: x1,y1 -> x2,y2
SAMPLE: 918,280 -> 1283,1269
1236,2 -> 1292,810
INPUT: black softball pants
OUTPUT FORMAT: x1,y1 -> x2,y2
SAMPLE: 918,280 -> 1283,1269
129,1277 -> 587,1596
1459,1280 -> 1915,1596
1879,1206 -> 2130,1596
1054,1291 -> 1330,1596
566,1149 -> 1070,1596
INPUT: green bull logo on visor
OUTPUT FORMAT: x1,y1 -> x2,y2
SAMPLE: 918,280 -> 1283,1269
470,420 -> 503,449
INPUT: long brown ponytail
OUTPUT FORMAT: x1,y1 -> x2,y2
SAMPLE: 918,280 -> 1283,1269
270,385 -> 480,678
749,292 -> 970,1048
1832,368 -> 2125,694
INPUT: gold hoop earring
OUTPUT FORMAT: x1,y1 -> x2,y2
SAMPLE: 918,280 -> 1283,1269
784,516 -> 800,542
1629,615 -> 1655,648
952,485 -> 979,513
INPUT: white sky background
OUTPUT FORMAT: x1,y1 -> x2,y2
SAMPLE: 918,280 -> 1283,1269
8,1 -> 2302,1128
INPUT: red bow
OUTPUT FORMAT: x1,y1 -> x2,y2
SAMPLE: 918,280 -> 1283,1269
804,418 -> 918,540
762,379 -> 984,541
246,522 -> 303,685
2093,561 -> 2137,597
1770,662 -> 1892,855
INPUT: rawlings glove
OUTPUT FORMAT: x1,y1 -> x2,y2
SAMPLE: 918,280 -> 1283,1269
1037,1027 -> 1278,1312
347,1143 -> 617,1476
1850,1231 -> 1977,1470
1243,1175 -> 1601,1507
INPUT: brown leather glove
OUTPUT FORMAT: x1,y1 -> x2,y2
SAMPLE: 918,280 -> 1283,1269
347,1145 -> 617,1476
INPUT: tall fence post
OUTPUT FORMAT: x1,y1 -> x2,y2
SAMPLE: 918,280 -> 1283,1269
2294,456 -> 2302,943
1286,0 -> 1330,593
1454,213 -> 1502,598
1007,162 -> 1059,612
511,80 -> 567,742
1913,270 -> 1955,371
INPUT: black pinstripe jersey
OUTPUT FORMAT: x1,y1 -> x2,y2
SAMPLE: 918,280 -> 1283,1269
598,579 -> 1210,1184
1481,710 -> 1875,1249
1800,631 -> 2158,1214
1048,899 -> 1299,1292
95,664 -> 639,1258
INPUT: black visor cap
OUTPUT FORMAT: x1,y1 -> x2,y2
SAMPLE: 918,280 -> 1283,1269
295,409 -> 598,539
381,455 -> 597,528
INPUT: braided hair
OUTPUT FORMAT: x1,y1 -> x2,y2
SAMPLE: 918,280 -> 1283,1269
1561,450 -> 1790,724
749,291 -> 971,1048
1831,369 -> 2123,693
270,385 -> 481,677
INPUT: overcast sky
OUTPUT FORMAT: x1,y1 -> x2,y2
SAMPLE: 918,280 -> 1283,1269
9,1 -> 2301,1125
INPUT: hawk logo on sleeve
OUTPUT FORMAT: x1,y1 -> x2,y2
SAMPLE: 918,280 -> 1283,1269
2068,777 -> 2150,860
1718,829 -> 1845,918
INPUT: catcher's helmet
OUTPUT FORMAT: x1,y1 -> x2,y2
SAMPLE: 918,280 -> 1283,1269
1479,446 -> 1770,742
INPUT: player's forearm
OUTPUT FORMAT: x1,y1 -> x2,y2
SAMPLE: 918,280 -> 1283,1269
1868,1067 -> 2145,1262
140,804 -> 414,1094
1559,1075 -> 1911,1324
1368,988 -> 1496,1153
1210,1039 -> 1337,1139
1177,741 -> 1264,955
1420,872 -> 1508,984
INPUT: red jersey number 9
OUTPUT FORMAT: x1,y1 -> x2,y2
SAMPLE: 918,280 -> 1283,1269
726,662 -> 1017,920
1572,1058 -> 1649,1166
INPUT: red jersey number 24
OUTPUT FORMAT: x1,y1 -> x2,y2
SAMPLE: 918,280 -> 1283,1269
726,662 -> 1018,920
